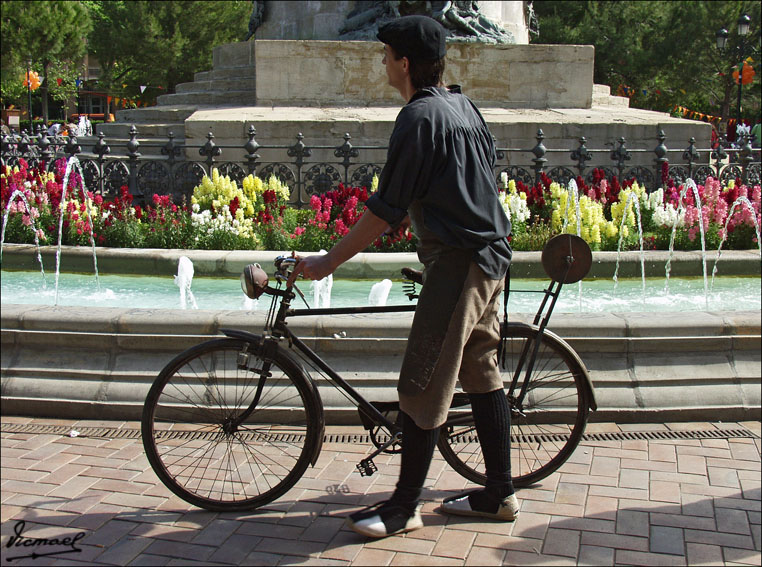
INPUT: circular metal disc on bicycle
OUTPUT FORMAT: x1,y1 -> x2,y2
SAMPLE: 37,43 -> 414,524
541,234 -> 592,283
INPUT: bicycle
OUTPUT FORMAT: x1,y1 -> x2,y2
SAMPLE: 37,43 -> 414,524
141,233 -> 597,512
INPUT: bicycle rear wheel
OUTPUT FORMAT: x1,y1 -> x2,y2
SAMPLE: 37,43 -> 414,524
142,337 -> 322,512
438,322 -> 591,487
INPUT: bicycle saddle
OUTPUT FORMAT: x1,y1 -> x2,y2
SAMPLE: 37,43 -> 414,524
241,263 -> 269,299
400,267 -> 423,285
541,234 -> 592,284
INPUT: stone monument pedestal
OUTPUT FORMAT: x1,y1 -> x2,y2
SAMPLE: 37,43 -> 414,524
102,39 -> 710,168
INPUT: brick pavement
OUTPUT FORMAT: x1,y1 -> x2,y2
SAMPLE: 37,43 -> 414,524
1,418 -> 760,566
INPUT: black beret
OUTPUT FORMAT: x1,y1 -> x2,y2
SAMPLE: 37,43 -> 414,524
377,15 -> 447,61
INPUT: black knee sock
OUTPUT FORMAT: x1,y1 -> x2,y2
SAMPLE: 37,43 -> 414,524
469,389 -> 515,499
390,411 -> 439,511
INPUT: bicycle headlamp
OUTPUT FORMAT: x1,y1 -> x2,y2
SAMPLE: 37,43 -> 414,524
241,263 -> 269,299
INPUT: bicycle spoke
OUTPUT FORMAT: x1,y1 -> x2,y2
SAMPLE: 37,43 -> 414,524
143,338 -> 319,511
439,323 -> 590,487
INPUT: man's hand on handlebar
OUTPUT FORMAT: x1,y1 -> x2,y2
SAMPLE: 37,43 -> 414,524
287,254 -> 336,287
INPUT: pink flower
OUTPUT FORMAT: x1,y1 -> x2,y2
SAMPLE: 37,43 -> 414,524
334,218 -> 349,236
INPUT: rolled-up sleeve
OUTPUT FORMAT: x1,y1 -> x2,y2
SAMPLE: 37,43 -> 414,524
366,110 -> 433,227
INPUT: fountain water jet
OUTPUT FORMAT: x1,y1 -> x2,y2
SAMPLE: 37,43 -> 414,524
368,279 -> 392,306
310,249 -> 333,308
664,179 -> 708,307
560,179 -> 583,310
1,190 -> 47,287
174,256 -> 198,310
612,191 -> 646,302
711,196 -> 762,291
55,156 -> 100,305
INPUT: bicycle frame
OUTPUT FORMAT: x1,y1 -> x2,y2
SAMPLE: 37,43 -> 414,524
223,282 -> 419,467
224,249 -> 590,456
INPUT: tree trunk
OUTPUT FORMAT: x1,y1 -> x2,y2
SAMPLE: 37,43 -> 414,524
719,80 -> 734,136
41,60 -> 51,125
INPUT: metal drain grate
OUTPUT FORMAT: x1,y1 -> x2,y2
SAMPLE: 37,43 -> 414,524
1,422 -> 758,443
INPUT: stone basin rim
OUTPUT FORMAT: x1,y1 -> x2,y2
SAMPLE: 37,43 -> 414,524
1,243 -> 760,279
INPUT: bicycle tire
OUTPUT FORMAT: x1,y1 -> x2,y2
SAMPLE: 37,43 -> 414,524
142,337 -> 322,512
438,322 -> 591,487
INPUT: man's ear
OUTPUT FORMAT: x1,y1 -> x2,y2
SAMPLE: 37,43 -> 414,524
401,56 -> 410,74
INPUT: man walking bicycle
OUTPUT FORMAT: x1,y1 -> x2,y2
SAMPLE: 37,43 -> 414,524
290,15 -> 518,538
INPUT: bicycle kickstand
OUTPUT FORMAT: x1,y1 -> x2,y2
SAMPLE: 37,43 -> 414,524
357,431 -> 402,477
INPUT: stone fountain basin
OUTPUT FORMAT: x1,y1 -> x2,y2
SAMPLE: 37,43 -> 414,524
1,244 -> 760,423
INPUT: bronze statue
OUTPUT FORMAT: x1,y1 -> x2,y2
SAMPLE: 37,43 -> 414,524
245,0 -> 266,41
339,1 -> 515,44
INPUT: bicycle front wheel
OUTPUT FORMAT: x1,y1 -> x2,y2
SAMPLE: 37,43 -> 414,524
439,322 -> 591,487
142,338 -> 322,512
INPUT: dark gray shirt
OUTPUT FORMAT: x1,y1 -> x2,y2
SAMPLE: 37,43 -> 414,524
366,85 -> 512,279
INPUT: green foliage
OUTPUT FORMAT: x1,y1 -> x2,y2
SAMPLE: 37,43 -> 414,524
510,221 -> 554,252
84,0 -> 251,108
533,1 -> 761,124
1,1 -> 92,122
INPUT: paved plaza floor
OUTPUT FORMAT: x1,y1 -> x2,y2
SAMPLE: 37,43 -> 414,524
1,417 -> 760,566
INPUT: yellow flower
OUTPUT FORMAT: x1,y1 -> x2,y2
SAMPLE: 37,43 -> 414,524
591,224 -> 601,243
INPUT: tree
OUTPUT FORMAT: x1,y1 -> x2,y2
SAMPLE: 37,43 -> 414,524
532,1 -> 760,132
85,1 -> 250,117
1,1 -> 92,123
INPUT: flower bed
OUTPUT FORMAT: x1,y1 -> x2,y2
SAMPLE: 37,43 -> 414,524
1,158 -> 759,252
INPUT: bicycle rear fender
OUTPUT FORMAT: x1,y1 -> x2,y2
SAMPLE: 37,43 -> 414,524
221,328 -> 326,466
537,326 -> 598,412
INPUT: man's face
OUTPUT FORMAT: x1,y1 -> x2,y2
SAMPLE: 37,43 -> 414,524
382,44 -> 408,92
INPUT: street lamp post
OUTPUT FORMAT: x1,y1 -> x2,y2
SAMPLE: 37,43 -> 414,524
77,77 -> 82,117
26,56 -> 33,134
715,13 -> 752,124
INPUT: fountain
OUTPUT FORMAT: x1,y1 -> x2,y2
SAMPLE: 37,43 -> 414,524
612,191 -> 646,302
0,190 -> 47,287
664,179 -> 708,301
711,196 -> 762,291
173,256 -> 198,310
1,245 -> 759,423
54,156 -> 100,305
558,179 -> 585,310
368,279 -> 392,306
310,249 -> 333,308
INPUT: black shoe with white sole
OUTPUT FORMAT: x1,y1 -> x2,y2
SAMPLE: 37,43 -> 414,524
441,490 -> 519,521
346,501 -> 423,538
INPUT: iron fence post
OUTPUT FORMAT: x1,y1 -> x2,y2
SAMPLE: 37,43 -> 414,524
682,137 -> 699,180
288,133 -> 311,207
334,133 -> 359,184
199,131 -> 221,174
654,130 -> 668,188
38,129 -> 52,168
611,137 -> 630,180
161,131 -> 181,195
127,125 -> 141,204
738,134 -> 753,184
93,132 -> 111,196
244,125 -> 260,176
531,129 -> 547,185
571,136 -> 592,179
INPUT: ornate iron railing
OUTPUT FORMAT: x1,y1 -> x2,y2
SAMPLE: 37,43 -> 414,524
2,124 -> 760,207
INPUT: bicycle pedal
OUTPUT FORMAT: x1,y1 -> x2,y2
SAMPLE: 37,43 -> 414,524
356,458 -> 377,477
